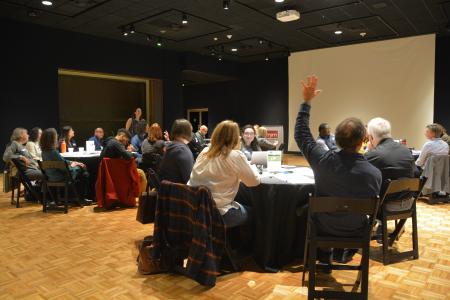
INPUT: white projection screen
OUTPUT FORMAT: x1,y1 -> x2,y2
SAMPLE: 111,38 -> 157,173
288,34 -> 436,151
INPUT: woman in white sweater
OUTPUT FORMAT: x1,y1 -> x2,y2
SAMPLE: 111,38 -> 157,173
189,120 -> 261,227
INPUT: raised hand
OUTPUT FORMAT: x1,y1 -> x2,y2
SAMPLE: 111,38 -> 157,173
301,75 -> 321,102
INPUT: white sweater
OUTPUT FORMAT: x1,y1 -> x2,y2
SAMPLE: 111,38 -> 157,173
189,147 -> 261,215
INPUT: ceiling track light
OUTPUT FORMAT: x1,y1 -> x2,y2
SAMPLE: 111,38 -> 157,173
223,0 -> 230,10
265,56 -> 269,61
122,27 -> 129,36
275,0 -> 285,2
182,13 -> 188,24
42,0 -> 53,6
130,24 -> 135,34
156,37 -> 163,47
218,56 -> 223,61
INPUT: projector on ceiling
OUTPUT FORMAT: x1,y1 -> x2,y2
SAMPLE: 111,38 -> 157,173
276,10 -> 300,22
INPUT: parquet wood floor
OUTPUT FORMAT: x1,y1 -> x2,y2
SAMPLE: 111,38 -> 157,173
0,154 -> 449,299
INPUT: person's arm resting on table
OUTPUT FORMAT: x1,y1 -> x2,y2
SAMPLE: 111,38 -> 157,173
294,75 -> 327,168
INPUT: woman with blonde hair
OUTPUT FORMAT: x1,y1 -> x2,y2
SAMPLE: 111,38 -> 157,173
257,126 -> 278,151
189,120 -> 260,227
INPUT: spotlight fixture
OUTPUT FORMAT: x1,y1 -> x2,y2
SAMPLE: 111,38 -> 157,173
130,25 -> 135,34
275,0 -> 285,2
218,56 -> 223,61
182,13 -> 188,24
360,32 -> 367,37
122,27 -> 129,36
27,9 -> 38,17
223,0 -> 230,10
231,48 -> 238,52
156,38 -> 163,47
259,39 -> 264,45
146,34 -> 152,42
213,37 -> 218,41
42,0 -> 52,5
182,83 -> 185,87
226,34 -> 232,39
265,56 -> 269,61
334,30 -> 343,35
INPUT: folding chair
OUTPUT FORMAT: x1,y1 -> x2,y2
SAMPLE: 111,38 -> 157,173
302,196 -> 380,300
10,158 -> 42,207
38,160 -> 82,214
377,178 -> 422,265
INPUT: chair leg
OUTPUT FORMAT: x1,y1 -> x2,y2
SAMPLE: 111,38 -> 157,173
412,206 -> 419,259
64,184 -> 69,214
360,242 -> 370,298
11,180 -> 15,205
302,238 -> 309,286
382,217 -> 389,265
307,240 -> 317,300
16,182 -> 20,208
42,184 -> 47,213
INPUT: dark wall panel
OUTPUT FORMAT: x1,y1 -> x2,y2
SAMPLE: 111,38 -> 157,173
434,36 -> 450,131
0,18 -> 182,164
183,58 -> 289,146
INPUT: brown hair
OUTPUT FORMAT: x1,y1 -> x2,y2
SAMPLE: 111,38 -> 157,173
40,128 -> 58,151
426,123 -> 443,138
148,123 -> 163,142
335,118 -> 366,151
207,120 -> 240,159
170,119 -> 193,141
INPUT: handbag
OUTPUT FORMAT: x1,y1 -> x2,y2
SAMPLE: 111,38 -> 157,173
136,168 -> 160,224
137,236 -> 168,275
136,188 -> 157,224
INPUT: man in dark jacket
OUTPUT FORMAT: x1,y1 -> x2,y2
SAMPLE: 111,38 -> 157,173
365,117 -> 415,184
294,75 -> 382,268
100,129 -> 134,160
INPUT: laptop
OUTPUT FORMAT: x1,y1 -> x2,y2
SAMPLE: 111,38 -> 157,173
251,151 -> 268,167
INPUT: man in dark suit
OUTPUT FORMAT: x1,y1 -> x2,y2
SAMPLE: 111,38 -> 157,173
294,75 -> 382,270
365,117 -> 415,182
365,117 -> 416,241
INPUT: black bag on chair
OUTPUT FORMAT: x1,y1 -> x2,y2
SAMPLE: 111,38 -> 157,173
136,188 -> 157,224
136,168 -> 160,224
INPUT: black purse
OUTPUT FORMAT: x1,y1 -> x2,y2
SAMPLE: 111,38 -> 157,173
136,168 -> 160,224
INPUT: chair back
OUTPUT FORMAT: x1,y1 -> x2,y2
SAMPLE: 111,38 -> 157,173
147,167 -> 161,191
10,158 -> 30,179
38,160 -> 71,182
422,155 -> 450,194
383,178 -> 421,196
380,166 -> 414,181
309,197 -> 379,215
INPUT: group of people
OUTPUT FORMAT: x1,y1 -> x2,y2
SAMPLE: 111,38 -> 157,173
3,75 -> 449,268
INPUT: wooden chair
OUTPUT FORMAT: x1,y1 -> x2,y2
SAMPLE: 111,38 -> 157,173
377,178 -> 422,265
302,196 -> 380,300
10,158 -> 42,207
38,160 -> 82,214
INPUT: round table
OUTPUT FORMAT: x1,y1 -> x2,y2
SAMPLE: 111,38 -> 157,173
237,166 -> 315,271
60,151 -> 101,200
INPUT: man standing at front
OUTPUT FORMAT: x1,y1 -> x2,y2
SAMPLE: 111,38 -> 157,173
294,75 -> 382,268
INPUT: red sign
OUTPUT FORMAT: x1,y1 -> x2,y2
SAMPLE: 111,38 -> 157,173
267,130 -> 279,139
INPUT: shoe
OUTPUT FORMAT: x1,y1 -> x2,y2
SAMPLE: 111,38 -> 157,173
333,249 -> 357,264
316,262 -> 332,274
82,199 -> 93,205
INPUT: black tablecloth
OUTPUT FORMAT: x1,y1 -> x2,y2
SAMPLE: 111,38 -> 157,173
64,155 -> 101,200
238,183 -> 315,271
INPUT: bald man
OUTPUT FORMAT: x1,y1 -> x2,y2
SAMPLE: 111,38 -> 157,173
194,125 -> 208,147
88,127 -> 104,150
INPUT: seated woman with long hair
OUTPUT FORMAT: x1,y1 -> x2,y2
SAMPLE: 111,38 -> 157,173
240,124 -> 261,161
189,120 -> 261,227
40,128 -> 91,204
59,125 -> 77,151
141,123 -> 165,173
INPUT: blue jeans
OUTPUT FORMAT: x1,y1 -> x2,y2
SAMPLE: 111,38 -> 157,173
222,202 -> 249,228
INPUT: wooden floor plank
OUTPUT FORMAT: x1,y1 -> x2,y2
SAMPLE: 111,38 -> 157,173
1,155 -> 449,299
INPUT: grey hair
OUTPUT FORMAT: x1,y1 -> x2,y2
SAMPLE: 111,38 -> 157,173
10,127 -> 27,142
367,117 -> 391,140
